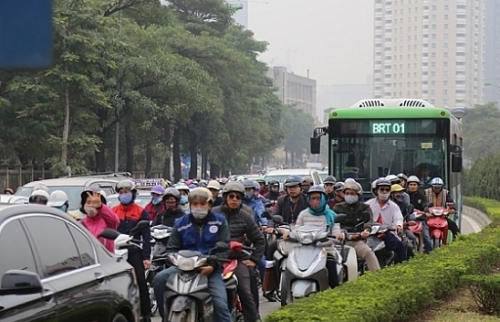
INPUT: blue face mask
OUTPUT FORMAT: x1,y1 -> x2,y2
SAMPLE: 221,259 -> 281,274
119,193 -> 133,205
396,195 -> 405,202
180,195 -> 188,204
57,205 -> 68,212
152,197 -> 161,205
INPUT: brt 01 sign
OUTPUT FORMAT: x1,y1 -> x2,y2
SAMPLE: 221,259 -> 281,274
370,121 -> 406,135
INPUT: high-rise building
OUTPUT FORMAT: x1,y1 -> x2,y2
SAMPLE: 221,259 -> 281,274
226,0 -> 248,28
373,0 -> 486,108
484,0 -> 500,104
267,66 -> 317,119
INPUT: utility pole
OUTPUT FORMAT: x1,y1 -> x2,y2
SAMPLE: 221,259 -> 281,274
114,10 -> 122,172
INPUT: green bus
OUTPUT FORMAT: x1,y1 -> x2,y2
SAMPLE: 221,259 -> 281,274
310,98 -> 465,232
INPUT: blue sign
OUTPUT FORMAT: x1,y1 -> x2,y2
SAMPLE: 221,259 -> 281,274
0,0 -> 53,69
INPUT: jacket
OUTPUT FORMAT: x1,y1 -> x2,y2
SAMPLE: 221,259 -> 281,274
272,194 -> 308,227
153,208 -> 185,227
425,188 -> 455,208
166,212 -> 230,269
112,202 -> 151,260
365,199 -> 404,229
80,205 -> 120,253
408,190 -> 428,212
212,204 -> 265,263
145,202 -> 165,221
333,201 -> 373,232
212,196 -> 224,207
242,197 -> 267,226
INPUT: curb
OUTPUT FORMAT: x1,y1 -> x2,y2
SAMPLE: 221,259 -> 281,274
462,205 -> 492,229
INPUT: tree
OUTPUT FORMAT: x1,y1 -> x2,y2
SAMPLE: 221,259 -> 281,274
281,105 -> 315,167
463,102 -> 500,163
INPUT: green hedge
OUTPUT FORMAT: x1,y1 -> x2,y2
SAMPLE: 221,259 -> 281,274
265,197 -> 500,322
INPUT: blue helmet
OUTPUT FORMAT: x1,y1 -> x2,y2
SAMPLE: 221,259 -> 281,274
284,175 -> 302,187
242,180 -> 255,189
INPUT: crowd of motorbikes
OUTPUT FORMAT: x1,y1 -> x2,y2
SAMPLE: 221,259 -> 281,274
97,198 -> 454,321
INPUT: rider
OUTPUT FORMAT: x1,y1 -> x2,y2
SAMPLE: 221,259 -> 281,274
47,190 -> 76,219
241,180 -> 267,228
153,187 -> 185,227
365,179 -> 407,263
112,179 -> 152,322
29,189 -> 50,205
145,185 -> 165,221
257,177 -> 269,197
301,176 -> 313,193
207,180 -> 224,207
332,182 -> 345,206
425,177 -> 460,240
332,181 -> 380,272
266,180 -> 281,202
272,175 -> 308,225
294,185 -> 340,288
212,182 -> 266,322
3,188 -> 14,195
406,175 -> 433,253
390,184 -> 417,257
175,183 -> 191,213
397,173 -> 408,188
153,188 -> 233,322
323,176 -> 337,207
386,174 -> 410,205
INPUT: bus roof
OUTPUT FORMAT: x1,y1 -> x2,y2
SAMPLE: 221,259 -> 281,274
329,107 -> 451,119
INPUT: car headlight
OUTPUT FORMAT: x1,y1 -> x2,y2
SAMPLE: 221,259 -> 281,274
295,231 -> 315,245
152,229 -> 170,239
177,257 -> 196,271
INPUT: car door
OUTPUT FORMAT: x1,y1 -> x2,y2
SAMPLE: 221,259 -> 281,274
0,218 -> 58,321
22,215 -> 113,322
309,169 -> 323,185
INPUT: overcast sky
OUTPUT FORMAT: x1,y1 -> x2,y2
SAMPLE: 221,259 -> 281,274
247,0 -> 374,119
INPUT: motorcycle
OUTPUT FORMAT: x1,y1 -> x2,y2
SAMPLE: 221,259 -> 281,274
164,242 -> 231,322
365,223 -> 395,268
269,215 -> 293,302
427,206 -> 450,248
408,209 -> 426,253
99,220 -> 151,260
340,213 -> 373,279
146,224 -> 174,317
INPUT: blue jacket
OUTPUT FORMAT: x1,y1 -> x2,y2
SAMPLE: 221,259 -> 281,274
242,197 -> 267,226
166,212 -> 230,259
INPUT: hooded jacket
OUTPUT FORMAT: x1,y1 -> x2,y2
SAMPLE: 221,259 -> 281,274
242,197 -> 267,226
80,204 -> 120,253
153,207 -> 186,227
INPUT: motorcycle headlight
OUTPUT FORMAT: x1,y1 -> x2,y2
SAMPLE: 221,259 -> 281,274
152,229 -> 170,239
295,231 -> 315,245
432,209 -> 444,216
177,256 -> 196,271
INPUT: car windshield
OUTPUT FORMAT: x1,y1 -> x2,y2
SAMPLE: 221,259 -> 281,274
16,186 -> 84,210
265,174 -> 309,183
107,194 -> 151,208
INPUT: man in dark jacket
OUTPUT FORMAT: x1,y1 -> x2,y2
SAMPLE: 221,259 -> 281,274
407,175 -> 433,253
112,180 -> 152,322
153,188 -> 232,322
213,181 -> 265,321
153,187 -> 185,227
207,180 -> 224,207
271,175 -> 308,226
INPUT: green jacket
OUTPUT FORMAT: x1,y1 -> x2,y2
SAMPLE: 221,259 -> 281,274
333,201 -> 373,233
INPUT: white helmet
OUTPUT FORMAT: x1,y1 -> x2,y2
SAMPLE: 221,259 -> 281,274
175,183 -> 190,192
430,177 -> 444,186
47,190 -> 68,207
407,175 -> 420,184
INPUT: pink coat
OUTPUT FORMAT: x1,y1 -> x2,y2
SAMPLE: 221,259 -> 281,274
81,204 -> 120,253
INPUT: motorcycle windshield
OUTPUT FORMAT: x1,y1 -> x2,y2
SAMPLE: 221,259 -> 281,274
291,246 -> 324,272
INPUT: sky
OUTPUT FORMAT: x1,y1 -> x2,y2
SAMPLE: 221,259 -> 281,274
245,0 -> 375,120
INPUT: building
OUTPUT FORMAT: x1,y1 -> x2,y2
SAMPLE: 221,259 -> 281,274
373,0 -> 486,108
267,66 -> 317,118
484,0 -> 500,104
226,0 -> 248,28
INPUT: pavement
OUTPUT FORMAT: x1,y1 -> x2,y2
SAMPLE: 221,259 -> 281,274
151,212 -> 486,322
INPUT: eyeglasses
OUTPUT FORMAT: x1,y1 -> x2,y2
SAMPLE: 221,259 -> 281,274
29,196 -> 48,204
379,188 -> 390,192
227,194 -> 241,200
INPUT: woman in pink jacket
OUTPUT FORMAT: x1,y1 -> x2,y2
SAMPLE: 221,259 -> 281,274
80,189 -> 120,253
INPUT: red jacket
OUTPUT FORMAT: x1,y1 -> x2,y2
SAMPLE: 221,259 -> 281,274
81,205 -> 120,253
145,202 -> 165,221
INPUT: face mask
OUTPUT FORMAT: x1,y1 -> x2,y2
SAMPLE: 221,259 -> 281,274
84,205 -> 98,217
378,193 -> 390,201
191,208 -> 209,219
396,195 -> 405,202
119,193 -> 133,205
302,186 -> 310,193
244,191 -> 254,200
180,195 -> 188,205
152,197 -> 161,205
57,205 -> 68,212
344,195 -> 359,204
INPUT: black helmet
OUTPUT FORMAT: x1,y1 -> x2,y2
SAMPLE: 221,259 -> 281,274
284,175 -> 302,187
323,176 -> 337,184
269,180 -> 280,187
163,187 -> 181,201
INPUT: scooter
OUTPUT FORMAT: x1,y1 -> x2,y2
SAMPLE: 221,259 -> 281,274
164,242 -> 231,322
427,206 -> 449,248
270,215 -> 293,302
366,223 -> 395,268
99,220 -> 151,260
408,209 -> 426,253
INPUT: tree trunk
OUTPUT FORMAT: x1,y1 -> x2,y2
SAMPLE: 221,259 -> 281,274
162,121 -> 172,180
61,63 -> 70,167
189,143 -> 198,179
125,121 -> 134,173
210,163 -> 220,179
145,144 -> 152,178
173,126 -> 181,181
291,150 -> 295,168
284,148 -> 288,167
95,131 -> 107,172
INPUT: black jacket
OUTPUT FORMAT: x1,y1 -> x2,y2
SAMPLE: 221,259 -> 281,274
153,208 -> 185,227
333,202 -> 373,233
272,193 -> 308,226
408,190 -> 428,212
212,204 -> 265,264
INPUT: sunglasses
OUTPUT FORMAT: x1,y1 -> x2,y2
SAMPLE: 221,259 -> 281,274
379,188 -> 390,192
227,194 -> 241,200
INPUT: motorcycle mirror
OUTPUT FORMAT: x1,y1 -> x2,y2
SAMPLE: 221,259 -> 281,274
334,213 -> 347,223
98,229 -> 119,240
408,204 -> 414,213
131,220 -> 150,234
272,215 -> 284,225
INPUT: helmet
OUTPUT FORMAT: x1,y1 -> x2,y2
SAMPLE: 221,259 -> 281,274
29,189 -> 50,204
334,182 -> 344,191
371,179 -> 378,196
391,184 -> 405,193
81,185 -> 107,205
343,181 -> 361,194
116,179 -> 137,193
256,177 -> 266,184
284,175 -> 302,187
47,190 -> 68,207
242,180 -> 255,189
307,185 -> 326,195
223,181 -> 245,195
32,183 -> 50,193
151,185 -> 165,195
188,184 -> 196,189
163,187 -> 181,201
207,180 -> 221,191
397,173 -> 408,181
430,177 -> 444,186
176,183 -> 190,192
198,180 -> 208,188
407,175 -> 420,184
302,176 -> 313,184
188,187 -> 213,204
376,178 -> 392,188
323,176 -> 337,184
253,181 -> 260,192
386,174 -> 400,184
269,180 -> 279,187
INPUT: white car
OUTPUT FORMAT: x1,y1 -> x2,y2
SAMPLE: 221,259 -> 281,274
264,169 -> 324,191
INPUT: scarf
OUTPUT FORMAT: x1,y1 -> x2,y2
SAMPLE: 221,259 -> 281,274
307,194 -> 336,228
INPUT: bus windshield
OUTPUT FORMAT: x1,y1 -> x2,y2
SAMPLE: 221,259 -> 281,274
329,118 -> 449,192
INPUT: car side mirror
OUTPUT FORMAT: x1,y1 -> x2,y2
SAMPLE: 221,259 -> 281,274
0,270 -> 43,296
98,228 -> 120,240
272,215 -> 284,225
215,242 -> 229,252
334,213 -> 347,223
